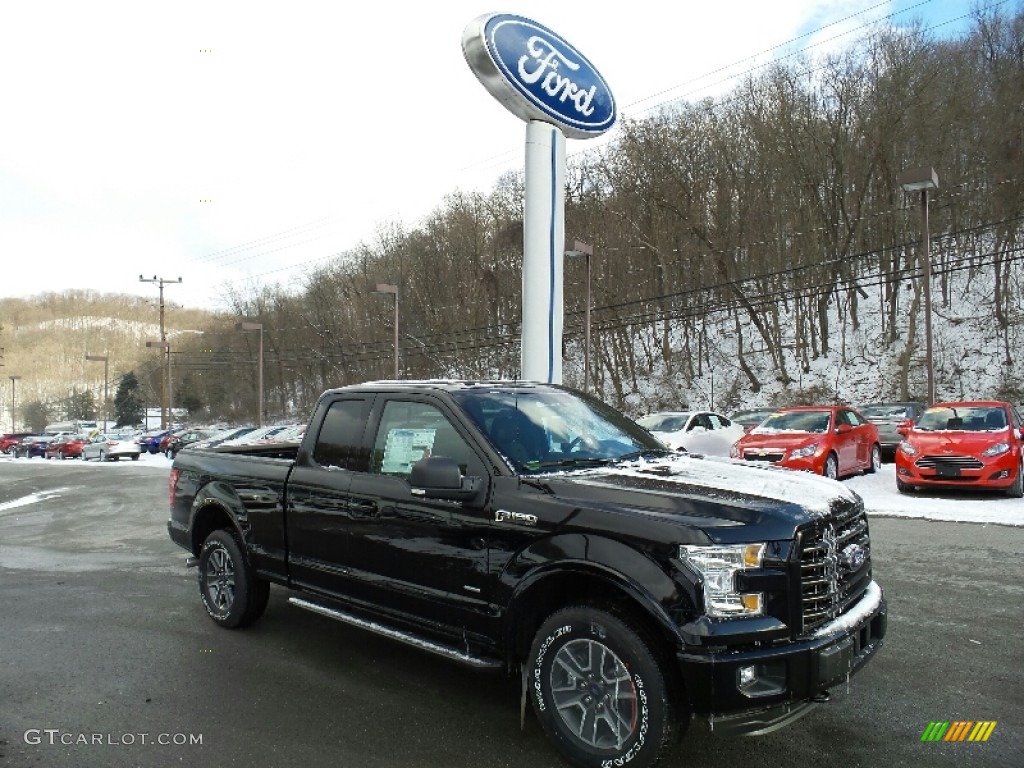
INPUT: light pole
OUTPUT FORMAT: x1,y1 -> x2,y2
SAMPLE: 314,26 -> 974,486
373,283 -> 399,379
899,167 -> 939,405
8,375 -> 21,432
566,241 -> 593,392
140,275 -> 182,430
85,354 -> 109,430
236,321 -> 264,427
145,341 -> 172,429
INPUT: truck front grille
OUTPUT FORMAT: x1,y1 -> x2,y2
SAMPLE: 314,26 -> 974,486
798,502 -> 872,633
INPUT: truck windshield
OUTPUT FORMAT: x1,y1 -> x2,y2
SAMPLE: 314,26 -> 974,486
451,388 -> 667,473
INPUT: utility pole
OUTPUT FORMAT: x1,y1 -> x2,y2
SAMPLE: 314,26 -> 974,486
139,275 -> 182,429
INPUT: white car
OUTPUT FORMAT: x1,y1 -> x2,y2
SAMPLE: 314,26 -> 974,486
81,432 -> 142,462
636,410 -> 746,456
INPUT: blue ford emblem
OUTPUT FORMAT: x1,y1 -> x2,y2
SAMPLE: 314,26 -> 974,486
463,13 -> 616,139
840,543 -> 867,572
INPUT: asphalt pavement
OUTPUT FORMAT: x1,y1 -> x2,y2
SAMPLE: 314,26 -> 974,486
1,458 -> 1021,767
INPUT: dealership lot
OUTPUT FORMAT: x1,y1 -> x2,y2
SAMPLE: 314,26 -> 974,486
0,458 -> 1021,767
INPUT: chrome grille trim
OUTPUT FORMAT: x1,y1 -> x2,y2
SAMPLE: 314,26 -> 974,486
915,455 -> 983,470
798,502 -> 872,633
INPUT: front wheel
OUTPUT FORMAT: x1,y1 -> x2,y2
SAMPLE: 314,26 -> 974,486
824,452 -> 839,480
1007,460 -> 1023,498
198,530 -> 270,629
528,606 -> 677,768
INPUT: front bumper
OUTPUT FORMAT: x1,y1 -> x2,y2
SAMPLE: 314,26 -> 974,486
896,452 -> 1019,489
677,583 -> 887,735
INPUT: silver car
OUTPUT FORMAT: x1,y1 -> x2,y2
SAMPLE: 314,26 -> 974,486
82,432 -> 142,462
857,402 -> 925,460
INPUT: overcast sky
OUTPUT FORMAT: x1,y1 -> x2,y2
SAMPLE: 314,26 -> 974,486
0,0 -> 984,310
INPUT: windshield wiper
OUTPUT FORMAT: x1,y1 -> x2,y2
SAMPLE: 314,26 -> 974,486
531,457 -> 615,470
615,448 -> 674,462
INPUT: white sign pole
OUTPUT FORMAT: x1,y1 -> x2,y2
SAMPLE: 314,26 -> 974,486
522,120 -> 566,384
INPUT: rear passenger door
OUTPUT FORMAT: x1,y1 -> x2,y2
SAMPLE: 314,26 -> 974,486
285,395 -> 372,595
341,395 -> 491,629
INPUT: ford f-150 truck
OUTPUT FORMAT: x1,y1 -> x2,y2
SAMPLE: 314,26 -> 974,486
167,381 -> 886,768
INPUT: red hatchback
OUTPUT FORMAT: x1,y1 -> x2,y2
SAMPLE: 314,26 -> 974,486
895,401 -> 1024,497
45,434 -> 89,460
730,405 -> 881,480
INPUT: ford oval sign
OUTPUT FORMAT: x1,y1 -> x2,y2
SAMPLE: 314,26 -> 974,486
462,13 -> 616,139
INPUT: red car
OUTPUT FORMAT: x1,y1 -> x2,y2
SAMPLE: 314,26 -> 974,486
730,405 -> 881,479
1,432 -> 34,453
45,434 -> 90,460
895,400 -> 1024,497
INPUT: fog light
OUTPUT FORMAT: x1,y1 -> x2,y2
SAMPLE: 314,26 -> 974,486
992,470 -> 1010,480
738,665 -> 757,688
897,467 -> 911,476
737,662 -> 787,698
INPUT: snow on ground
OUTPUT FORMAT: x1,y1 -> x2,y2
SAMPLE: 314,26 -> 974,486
2,452 -> 1021,526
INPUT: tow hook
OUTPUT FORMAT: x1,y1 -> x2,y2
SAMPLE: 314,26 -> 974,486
185,556 -> 199,568
812,691 -> 831,703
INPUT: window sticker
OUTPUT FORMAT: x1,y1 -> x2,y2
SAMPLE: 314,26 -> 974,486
381,428 -> 436,474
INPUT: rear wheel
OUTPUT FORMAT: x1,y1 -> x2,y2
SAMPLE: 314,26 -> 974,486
866,444 -> 881,474
528,606 -> 676,768
198,530 -> 270,629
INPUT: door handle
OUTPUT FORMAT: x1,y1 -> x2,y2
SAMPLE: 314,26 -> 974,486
349,500 -> 379,519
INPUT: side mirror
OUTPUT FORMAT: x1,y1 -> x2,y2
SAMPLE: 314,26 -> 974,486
836,424 -> 853,434
896,419 -> 914,436
411,456 -> 485,506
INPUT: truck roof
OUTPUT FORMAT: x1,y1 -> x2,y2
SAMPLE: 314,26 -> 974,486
322,380 -> 562,396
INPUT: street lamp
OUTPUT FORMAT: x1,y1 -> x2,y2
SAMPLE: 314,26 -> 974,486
8,375 -> 21,432
899,166 -> 940,405
565,241 -> 593,392
373,283 -> 399,379
145,341 -> 172,429
85,354 -> 109,430
236,321 -> 264,427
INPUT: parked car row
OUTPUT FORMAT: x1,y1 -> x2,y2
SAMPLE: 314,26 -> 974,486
638,398 -> 1023,496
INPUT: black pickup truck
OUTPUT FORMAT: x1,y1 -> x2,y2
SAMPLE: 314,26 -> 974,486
168,381 -> 886,768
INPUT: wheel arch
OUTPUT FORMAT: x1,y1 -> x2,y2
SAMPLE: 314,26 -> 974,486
503,538 -> 690,670
188,482 -> 248,556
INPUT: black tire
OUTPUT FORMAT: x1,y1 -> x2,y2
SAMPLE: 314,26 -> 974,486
528,606 -> 676,768
866,444 -> 881,474
131,454 -> 139,461
896,477 -> 913,494
99,450 -> 107,462
824,452 -> 839,480
198,530 -> 270,629
1006,460 -> 1023,498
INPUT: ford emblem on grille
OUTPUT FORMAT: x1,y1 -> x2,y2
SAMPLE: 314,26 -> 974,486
840,542 -> 867,572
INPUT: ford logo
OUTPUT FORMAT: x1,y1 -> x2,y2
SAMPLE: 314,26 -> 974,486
840,543 -> 867,572
463,13 -> 616,139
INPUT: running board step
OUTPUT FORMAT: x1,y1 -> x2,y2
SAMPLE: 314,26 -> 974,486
288,597 -> 502,670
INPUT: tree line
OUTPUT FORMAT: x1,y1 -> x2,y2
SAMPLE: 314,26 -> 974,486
6,8 -> 1023,430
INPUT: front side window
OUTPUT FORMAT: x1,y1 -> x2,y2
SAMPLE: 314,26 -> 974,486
371,400 -> 480,478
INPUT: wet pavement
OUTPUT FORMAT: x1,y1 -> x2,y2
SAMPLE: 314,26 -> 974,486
1,457 -> 1021,767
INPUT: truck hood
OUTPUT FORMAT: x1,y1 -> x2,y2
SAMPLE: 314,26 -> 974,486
534,453 -> 860,543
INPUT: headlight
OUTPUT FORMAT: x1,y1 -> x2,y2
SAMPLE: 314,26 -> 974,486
982,442 -> 1010,457
899,440 -> 917,456
790,443 -> 819,459
678,543 -> 765,617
